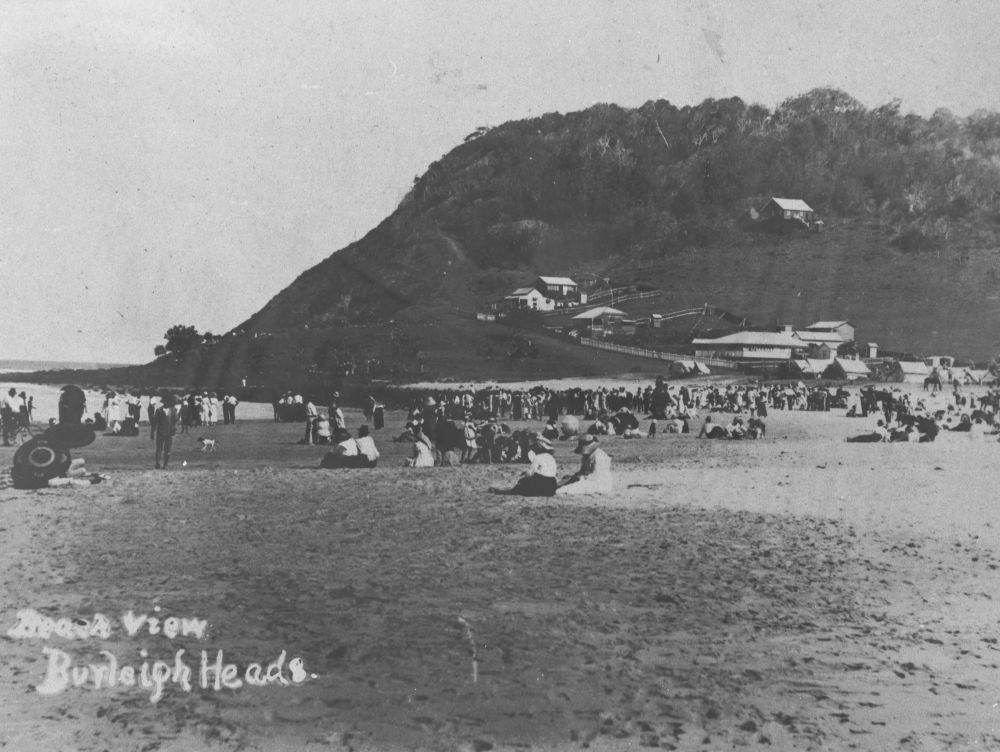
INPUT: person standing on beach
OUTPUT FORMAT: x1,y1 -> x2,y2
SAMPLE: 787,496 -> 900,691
1,388 -> 18,446
178,396 -> 191,434
329,393 -> 345,434
225,393 -> 239,424
304,399 -> 318,444
17,392 -> 29,428
150,395 -> 178,469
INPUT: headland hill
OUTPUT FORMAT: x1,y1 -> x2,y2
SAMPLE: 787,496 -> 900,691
12,88 -> 1000,397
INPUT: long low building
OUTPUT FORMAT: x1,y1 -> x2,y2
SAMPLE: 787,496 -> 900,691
692,331 -> 805,360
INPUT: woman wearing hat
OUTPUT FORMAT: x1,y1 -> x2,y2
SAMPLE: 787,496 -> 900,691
556,434 -> 613,495
491,434 -> 558,496
421,396 -> 440,459
406,430 -> 435,467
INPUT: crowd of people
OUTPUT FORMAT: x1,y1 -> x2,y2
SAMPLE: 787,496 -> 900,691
79,391 -> 241,436
0,388 -> 34,446
372,376 -> 1000,494
9,373 -> 1000,487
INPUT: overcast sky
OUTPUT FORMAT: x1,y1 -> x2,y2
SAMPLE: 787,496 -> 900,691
2,0 -> 997,363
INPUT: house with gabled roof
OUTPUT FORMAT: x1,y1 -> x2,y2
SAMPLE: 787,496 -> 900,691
504,287 -> 554,312
535,276 -> 579,299
763,197 -> 816,223
804,320 -> 855,343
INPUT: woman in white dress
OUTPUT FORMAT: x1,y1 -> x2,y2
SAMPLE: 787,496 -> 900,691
104,392 -> 125,432
556,434 -> 613,495
206,394 -> 218,426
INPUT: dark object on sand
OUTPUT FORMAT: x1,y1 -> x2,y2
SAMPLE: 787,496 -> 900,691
58,385 -> 87,424
43,423 -> 96,449
12,438 -> 72,489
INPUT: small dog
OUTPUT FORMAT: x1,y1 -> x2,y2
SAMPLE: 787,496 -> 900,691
197,437 -> 218,453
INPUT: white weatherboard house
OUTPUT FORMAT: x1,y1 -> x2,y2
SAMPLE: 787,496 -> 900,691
535,276 -> 579,299
504,287 -> 554,312
692,331 -> 805,360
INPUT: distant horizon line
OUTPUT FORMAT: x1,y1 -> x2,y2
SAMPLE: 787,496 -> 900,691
0,358 -> 141,368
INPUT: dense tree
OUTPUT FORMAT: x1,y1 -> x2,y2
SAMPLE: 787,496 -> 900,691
162,324 -> 202,358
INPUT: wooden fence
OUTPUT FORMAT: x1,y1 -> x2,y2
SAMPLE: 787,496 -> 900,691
535,289 -> 664,318
578,338 -> 733,369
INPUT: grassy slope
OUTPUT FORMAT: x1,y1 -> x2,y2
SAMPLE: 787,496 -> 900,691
614,222 -> 1000,360
502,220 -> 1000,360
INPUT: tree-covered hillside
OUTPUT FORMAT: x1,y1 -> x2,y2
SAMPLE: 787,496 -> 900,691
239,88 -> 1000,354
54,88 -> 997,388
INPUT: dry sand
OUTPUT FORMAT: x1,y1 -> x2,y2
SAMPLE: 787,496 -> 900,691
1,395 -> 1000,751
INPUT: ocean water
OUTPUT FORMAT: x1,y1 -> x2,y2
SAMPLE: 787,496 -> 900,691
0,383 -> 274,423
0,359 -> 134,374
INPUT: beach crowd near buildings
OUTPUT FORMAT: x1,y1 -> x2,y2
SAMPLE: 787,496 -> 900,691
5,372 -> 1000,492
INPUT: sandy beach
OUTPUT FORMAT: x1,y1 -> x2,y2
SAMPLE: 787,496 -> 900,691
1,390 -> 999,751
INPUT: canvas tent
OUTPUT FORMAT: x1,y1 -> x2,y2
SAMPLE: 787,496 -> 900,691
671,360 -> 712,377
893,360 -> 930,384
822,358 -> 871,381
962,368 -> 993,385
790,358 -> 831,379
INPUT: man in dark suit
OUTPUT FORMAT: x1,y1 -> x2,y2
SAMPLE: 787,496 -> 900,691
150,395 -> 178,469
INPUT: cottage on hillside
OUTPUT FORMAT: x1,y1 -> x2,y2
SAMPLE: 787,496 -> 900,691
535,276 -> 581,301
504,287 -> 555,312
762,197 -> 816,224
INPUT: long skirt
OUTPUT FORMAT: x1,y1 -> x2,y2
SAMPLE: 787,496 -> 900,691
510,474 -> 557,497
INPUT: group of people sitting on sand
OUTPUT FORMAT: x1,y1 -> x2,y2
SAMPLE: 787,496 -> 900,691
390,396 -> 667,467
489,432 -> 614,497
318,425 -> 380,468
696,415 -> 767,440
846,409 -> 1000,443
